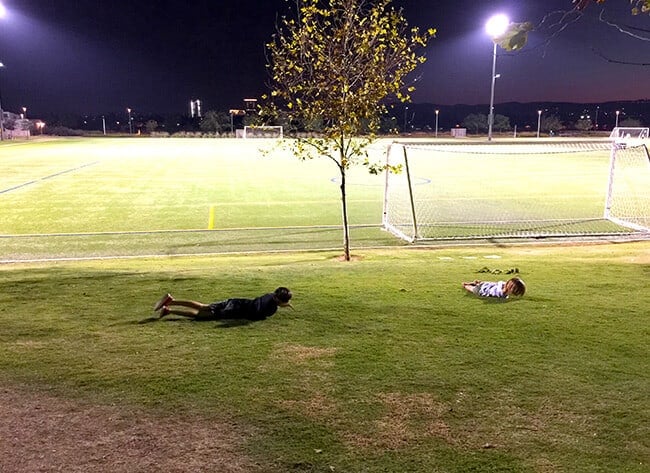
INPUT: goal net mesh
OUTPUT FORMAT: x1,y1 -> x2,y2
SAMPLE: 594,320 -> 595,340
243,126 -> 283,139
383,141 -> 650,242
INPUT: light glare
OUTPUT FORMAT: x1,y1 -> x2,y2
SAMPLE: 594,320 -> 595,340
485,14 -> 509,38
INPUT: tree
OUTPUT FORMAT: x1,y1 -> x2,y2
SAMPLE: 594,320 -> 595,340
264,0 -> 434,261
541,114 -> 564,133
461,114 -> 487,134
620,117 -> 643,127
145,120 -> 159,134
199,110 -> 231,134
574,0 -> 649,15
574,118 -> 593,130
497,1 -> 650,57
493,114 -> 511,132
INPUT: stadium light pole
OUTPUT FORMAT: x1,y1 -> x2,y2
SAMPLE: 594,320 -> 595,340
127,108 -> 133,134
0,62 -> 5,141
537,110 -> 542,138
403,106 -> 408,133
435,109 -> 439,137
615,110 -> 620,128
485,14 -> 509,141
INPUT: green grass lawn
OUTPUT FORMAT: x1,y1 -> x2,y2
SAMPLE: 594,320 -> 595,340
1,243 -> 648,472
1,137 -> 648,471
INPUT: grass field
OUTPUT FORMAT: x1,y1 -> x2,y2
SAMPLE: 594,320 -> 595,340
1,137 -> 402,261
1,137 -> 649,472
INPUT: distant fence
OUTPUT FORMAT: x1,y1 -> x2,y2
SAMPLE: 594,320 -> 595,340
4,130 -> 31,140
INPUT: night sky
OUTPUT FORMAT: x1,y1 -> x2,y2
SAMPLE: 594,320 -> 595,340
1,0 -> 648,117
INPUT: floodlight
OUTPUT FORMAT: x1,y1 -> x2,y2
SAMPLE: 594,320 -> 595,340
485,14 -> 509,39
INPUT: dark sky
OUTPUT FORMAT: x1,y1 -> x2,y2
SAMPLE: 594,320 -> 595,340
1,0 -> 649,117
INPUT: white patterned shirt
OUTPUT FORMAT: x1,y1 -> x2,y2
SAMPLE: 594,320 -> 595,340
477,281 -> 507,298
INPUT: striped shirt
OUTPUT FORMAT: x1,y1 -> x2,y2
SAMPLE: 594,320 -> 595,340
476,281 -> 507,298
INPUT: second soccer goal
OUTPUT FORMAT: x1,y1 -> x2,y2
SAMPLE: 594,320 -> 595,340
383,141 -> 650,242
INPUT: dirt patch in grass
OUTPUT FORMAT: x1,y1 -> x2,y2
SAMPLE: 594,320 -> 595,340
345,392 -> 452,450
271,344 -> 338,363
0,385 -> 263,473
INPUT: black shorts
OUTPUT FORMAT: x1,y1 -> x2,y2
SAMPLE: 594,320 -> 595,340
208,299 -> 246,319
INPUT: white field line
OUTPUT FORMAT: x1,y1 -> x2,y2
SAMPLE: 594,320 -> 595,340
0,223 -> 383,238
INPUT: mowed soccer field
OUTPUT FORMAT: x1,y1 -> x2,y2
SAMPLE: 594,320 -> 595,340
0,137 -> 649,472
0,137 -> 400,260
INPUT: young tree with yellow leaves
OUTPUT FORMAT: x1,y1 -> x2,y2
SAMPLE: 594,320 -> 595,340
264,0 -> 434,261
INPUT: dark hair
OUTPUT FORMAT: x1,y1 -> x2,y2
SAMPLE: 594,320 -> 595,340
509,277 -> 526,296
274,287 -> 292,303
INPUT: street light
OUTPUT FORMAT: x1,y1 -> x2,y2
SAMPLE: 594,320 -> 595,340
435,109 -> 439,138
21,106 -> 26,119
537,110 -> 542,138
615,110 -> 620,128
126,108 -> 132,134
485,14 -> 509,141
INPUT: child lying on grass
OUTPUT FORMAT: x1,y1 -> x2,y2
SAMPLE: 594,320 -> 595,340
462,277 -> 526,299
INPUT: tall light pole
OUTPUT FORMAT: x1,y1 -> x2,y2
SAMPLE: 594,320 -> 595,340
485,14 -> 509,141
126,108 -> 133,134
615,110 -> 620,128
537,110 -> 542,138
435,109 -> 439,138
0,62 -> 5,141
403,106 -> 409,133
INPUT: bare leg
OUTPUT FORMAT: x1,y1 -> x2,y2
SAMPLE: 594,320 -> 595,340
462,282 -> 478,294
159,297 -> 212,319
170,300 -> 210,318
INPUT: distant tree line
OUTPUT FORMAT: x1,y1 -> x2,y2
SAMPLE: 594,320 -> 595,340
457,113 -> 642,135
31,106 -> 645,137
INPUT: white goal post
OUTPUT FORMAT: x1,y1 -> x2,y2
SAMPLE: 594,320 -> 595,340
383,141 -> 650,242
242,125 -> 283,139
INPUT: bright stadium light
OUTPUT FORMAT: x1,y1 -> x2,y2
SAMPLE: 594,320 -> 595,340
485,14 -> 509,141
0,3 -> 6,19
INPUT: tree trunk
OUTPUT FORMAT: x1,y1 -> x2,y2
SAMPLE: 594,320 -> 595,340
339,165 -> 351,261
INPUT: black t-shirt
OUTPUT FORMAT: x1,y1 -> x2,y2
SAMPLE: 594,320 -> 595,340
209,293 -> 279,320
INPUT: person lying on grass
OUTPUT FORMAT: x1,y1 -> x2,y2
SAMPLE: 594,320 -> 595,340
153,287 -> 293,321
462,277 -> 526,299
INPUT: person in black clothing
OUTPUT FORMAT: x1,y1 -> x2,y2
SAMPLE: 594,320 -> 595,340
153,287 -> 293,321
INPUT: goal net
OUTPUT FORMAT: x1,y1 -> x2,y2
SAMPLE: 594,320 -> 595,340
242,125 -> 283,139
383,141 -> 650,242
609,127 -> 649,141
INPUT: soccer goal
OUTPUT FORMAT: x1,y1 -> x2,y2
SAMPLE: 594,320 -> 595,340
609,126 -> 649,141
383,141 -> 650,242
242,125 -> 283,139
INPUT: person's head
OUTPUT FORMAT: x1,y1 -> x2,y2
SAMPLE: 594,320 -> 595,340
274,287 -> 293,306
505,277 -> 526,297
